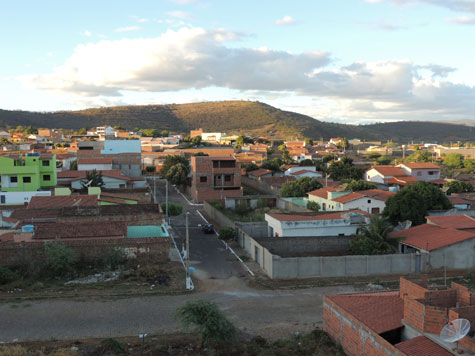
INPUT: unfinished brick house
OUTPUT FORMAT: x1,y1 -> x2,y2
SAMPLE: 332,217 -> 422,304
190,156 -> 243,203
324,277 -> 475,355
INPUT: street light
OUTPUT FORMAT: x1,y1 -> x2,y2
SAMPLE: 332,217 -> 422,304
185,212 -> 192,290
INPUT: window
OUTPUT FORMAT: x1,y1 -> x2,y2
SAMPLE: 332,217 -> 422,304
43,174 -> 51,181
0,195 -> 5,204
200,176 -> 207,183
23,177 -> 31,183
367,199 -> 371,203
428,171 -> 434,175
224,175 -> 231,182
10,176 -> 17,183
42,160 -> 50,166
417,171 -> 422,176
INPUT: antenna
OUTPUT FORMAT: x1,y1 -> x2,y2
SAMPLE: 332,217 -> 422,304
440,318 -> 471,352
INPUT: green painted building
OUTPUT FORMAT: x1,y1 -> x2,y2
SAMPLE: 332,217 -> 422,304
0,153 -> 57,192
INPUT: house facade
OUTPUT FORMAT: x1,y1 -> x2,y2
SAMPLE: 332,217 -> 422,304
190,156 -> 243,203
397,162 -> 441,182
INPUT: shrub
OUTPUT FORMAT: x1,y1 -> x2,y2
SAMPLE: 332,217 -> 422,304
306,201 -> 320,212
103,248 -> 127,270
160,202 -> 183,216
176,300 -> 236,347
0,266 -> 18,285
44,240 -> 78,277
219,227 -> 235,241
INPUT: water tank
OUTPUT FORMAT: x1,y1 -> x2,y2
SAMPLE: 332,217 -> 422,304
22,225 -> 34,233
388,186 -> 398,193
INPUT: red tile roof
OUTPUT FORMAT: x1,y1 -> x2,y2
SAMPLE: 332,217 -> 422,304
78,158 -> 113,165
327,291 -> 403,334
248,168 -> 273,177
267,210 -> 367,222
426,215 -> 475,229
395,336 -> 453,356
359,189 -> 396,201
400,162 -> 440,170
307,187 -> 337,199
370,166 -> 406,177
385,176 -> 419,185
332,192 -> 365,203
448,196 -> 471,205
391,223 -> 475,251
262,176 -> 296,187
28,195 -> 98,209
34,222 -> 126,240
290,169 -> 318,176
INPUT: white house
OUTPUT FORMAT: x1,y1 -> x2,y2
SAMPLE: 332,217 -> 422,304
201,132 -> 226,142
265,211 -> 369,237
397,162 -> 441,182
58,170 -> 146,189
364,165 -> 407,184
78,158 -> 113,171
0,190 -> 51,206
290,169 -> 322,179
285,166 -> 317,176
308,188 -> 394,214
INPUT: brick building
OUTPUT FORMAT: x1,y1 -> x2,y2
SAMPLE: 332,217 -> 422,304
324,277 -> 475,356
190,156 -> 243,203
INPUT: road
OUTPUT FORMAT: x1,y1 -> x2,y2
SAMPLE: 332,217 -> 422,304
0,180 -> 360,343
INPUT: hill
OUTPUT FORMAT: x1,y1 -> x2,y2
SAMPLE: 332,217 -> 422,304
0,101 -> 473,142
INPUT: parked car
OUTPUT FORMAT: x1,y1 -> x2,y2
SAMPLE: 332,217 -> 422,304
201,224 -> 214,234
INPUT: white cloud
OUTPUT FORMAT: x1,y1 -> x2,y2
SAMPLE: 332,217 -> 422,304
115,26 -> 140,32
167,10 -> 193,20
447,16 -> 475,24
275,16 -> 297,26
21,26 -> 475,122
82,30 -> 92,37
369,0 -> 475,13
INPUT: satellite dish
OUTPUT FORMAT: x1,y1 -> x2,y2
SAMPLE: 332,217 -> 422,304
440,318 -> 471,344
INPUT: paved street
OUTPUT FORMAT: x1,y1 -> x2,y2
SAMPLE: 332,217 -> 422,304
0,180 -> 360,343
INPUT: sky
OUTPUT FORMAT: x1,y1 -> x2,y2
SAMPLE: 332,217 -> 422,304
2,0 -> 475,125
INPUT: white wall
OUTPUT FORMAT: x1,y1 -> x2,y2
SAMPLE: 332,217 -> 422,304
71,176 -> 129,189
342,197 -> 387,214
365,169 -> 385,184
0,191 -> 51,205
399,166 -> 440,181
78,163 -> 113,171
265,214 -> 358,237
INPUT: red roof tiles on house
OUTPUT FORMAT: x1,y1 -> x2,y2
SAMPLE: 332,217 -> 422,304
307,187 -> 337,199
391,223 -> 475,251
267,210 -> 367,222
426,215 -> 475,229
327,291 -> 403,334
400,162 -> 440,169
370,165 -> 407,177
28,195 -> 98,209
248,168 -> 273,177
290,169 -> 318,176
395,336 -> 453,356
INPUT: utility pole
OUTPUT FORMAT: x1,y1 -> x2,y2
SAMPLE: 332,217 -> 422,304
185,212 -> 191,290
165,179 -> 169,224
153,171 -> 157,204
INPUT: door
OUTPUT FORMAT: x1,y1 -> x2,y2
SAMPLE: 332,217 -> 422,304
415,253 -> 421,273
255,246 -> 261,264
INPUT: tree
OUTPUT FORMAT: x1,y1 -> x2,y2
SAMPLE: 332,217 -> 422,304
444,181 -> 474,195
304,138 -> 314,146
70,160 -> 78,170
405,150 -> 431,163
280,181 -> 305,197
280,177 -> 322,197
78,128 -> 87,135
139,129 -> 160,137
245,163 -> 259,173
383,181 -> 452,226
337,137 -> 349,150
299,159 -> 315,166
193,152 -> 208,156
166,163 -> 189,186
160,155 -> 190,177
296,176 -> 322,193
218,227 -> 235,241
44,239 -> 78,277
236,135 -> 245,147
350,215 -> 402,255
307,201 -> 320,212
113,125 -> 125,131
0,137 -> 10,145
81,169 -> 104,188
261,159 -> 281,172
161,129 -> 169,137
376,156 -> 392,165
191,135 -> 202,146
281,149 -> 293,164
327,158 -> 363,181
160,202 -> 183,216
345,179 -> 377,192
176,300 -> 236,347
464,159 -> 475,171
444,153 -> 464,169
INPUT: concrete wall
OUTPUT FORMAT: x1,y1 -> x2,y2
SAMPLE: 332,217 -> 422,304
255,235 -> 350,256
241,176 -> 279,196
238,229 -> 420,279
427,239 -> 475,270
276,198 -> 312,212
203,201 -> 235,229
225,195 -> 276,210
236,222 -> 268,238
427,208 -> 475,217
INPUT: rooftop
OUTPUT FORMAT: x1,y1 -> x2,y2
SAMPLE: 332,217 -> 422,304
28,195 -> 98,209
248,168 -> 273,177
370,165 -> 407,177
426,215 -> 475,230
267,210 -> 367,222
395,336 -> 453,356
307,187 -> 338,199
327,291 -> 403,334
400,162 -> 441,169
391,223 -> 475,251
78,158 -> 113,165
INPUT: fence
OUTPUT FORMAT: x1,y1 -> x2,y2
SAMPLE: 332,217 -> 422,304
237,228 -> 423,279
0,237 -> 171,267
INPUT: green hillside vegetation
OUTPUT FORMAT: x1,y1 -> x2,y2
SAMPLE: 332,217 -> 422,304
1,100 -> 474,141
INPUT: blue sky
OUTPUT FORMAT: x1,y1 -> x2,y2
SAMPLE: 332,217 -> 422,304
2,0 -> 475,124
